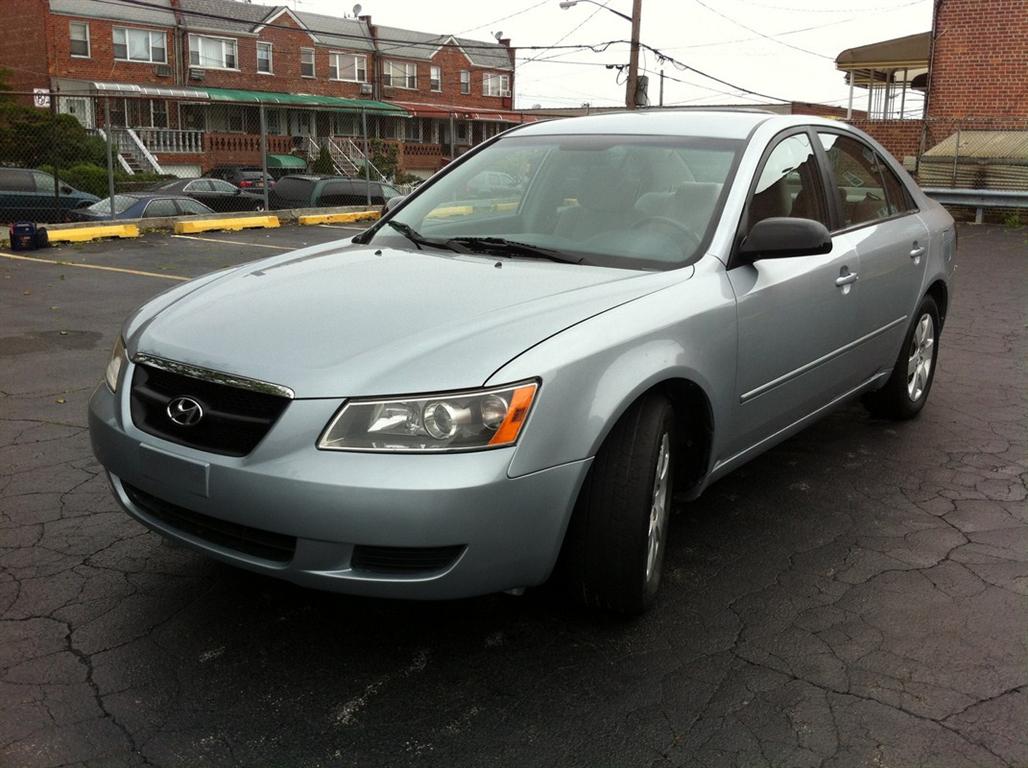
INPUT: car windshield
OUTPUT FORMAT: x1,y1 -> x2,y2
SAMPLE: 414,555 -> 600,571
372,134 -> 742,270
87,195 -> 136,214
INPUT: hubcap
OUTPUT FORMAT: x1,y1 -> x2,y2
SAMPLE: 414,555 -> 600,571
907,313 -> 935,402
646,432 -> 671,582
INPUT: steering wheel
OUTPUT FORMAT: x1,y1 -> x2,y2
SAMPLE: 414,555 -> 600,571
630,216 -> 701,251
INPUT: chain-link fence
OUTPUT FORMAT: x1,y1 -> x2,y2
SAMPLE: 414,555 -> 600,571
0,90 -> 516,224
917,117 -> 1028,191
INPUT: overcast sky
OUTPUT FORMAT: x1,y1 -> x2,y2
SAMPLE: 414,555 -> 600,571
283,0 -> 931,111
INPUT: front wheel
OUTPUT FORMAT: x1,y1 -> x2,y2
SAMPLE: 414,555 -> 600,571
863,295 -> 941,420
559,392 -> 675,615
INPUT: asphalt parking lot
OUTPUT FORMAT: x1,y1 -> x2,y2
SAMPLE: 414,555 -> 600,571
0,223 -> 1025,768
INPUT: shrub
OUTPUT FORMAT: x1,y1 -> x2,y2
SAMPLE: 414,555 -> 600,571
310,144 -> 335,175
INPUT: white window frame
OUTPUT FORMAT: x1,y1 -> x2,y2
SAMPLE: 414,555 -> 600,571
483,73 -> 510,97
69,21 -> 90,58
300,47 -> 316,78
459,70 -> 470,95
384,61 -> 417,90
430,65 -> 442,92
256,41 -> 273,74
113,27 -> 167,64
188,34 -> 238,71
329,52 -> 367,83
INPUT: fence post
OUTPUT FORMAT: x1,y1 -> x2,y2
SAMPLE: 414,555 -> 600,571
259,102 -> 269,211
105,98 -> 115,221
50,94 -> 61,215
951,126 -> 961,187
362,109 -> 370,207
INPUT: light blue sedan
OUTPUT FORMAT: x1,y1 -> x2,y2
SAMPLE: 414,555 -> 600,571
89,111 -> 956,614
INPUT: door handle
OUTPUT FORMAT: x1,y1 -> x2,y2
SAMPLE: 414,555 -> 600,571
910,245 -> 926,259
835,271 -> 859,287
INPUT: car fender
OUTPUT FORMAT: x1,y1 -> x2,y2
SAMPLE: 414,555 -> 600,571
488,256 -> 737,479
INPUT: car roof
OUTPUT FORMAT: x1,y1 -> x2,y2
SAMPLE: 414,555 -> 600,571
279,174 -> 354,181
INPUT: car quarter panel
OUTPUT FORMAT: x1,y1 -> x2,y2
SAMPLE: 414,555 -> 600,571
490,258 -> 737,479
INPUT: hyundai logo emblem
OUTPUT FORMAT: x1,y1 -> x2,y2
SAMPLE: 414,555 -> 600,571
166,396 -> 204,427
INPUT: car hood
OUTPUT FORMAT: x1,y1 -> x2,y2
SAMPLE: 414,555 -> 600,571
129,243 -> 684,398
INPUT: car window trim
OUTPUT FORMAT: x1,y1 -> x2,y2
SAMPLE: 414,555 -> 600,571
729,125 -> 832,269
812,127 -> 921,236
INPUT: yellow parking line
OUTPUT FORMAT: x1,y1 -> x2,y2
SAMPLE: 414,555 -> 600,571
172,234 -> 291,250
0,251 -> 188,281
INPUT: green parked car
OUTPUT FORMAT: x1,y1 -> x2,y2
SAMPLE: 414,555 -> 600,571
0,167 -> 100,223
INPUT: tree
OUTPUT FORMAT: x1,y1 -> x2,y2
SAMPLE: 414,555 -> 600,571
310,144 -> 335,174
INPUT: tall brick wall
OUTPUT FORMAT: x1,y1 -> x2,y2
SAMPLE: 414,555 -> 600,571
848,119 -> 924,161
1,0 -> 50,94
928,0 -> 1028,120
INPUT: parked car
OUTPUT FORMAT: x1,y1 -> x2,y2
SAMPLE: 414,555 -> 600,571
206,166 -> 274,191
89,112 -> 956,614
0,167 -> 99,223
268,175 -> 402,209
153,178 -> 266,213
466,170 -> 521,198
73,194 -> 214,221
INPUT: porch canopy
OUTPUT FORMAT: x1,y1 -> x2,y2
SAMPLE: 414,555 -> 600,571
391,101 -> 537,123
265,154 -> 307,170
203,88 -> 408,115
835,32 -> 930,119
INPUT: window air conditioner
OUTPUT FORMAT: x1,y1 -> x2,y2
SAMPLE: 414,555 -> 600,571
154,64 -> 172,77
189,68 -> 205,81
360,83 -> 373,95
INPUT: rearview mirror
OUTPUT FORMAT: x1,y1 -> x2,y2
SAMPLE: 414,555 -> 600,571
737,217 -> 832,263
383,195 -> 407,213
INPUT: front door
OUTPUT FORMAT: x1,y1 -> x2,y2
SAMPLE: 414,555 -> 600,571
59,97 -> 94,129
725,130 -> 864,458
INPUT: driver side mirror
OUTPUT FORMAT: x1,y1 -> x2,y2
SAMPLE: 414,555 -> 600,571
737,217 -> 832,263
383,195 -> 407,213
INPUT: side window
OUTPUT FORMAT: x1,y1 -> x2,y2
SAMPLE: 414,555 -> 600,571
817,133 -> 889,228
209,179 -> 237,193
184,180 -> 214,192
318,181 -> 357,206
0,169 -> 34,191
143,199 -> 179,217
876,153 -> 916,215
32,171 -> 57,194
748,133 -> 829,229
176,198 -> 212,215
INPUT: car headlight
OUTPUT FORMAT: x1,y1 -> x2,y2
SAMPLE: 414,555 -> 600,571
318,381 -> 538,452
105,337 -> 127,393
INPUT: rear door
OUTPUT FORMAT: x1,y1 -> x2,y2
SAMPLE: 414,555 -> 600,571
815,131 -> 929,375
207,178 -> 248,211
0,169 -> 35,222
28,171 -> 62,223
725,128 -> 864,456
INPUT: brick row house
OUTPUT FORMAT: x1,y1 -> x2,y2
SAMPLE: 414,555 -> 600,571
2,0 -> 525,178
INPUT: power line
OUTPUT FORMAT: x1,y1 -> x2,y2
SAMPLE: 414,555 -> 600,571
732,0 -> 927,12
690,0 -> 836,60
523,0 -> 614,65
455,0 -> 551,36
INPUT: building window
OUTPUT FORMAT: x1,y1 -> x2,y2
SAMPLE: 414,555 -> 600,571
69,22 -> 90,58
257,42 -> 273,74
329,53 -> 367,82
227,108 -> 244,133
430,65 -> 442,92
113,27 -> 166,63
189,35 -> 237,69
483,73 -> 510,97
300,48 -> 315,78
150,99 -> 168,128
384,61 -> 417,89
460,70 -> 470,95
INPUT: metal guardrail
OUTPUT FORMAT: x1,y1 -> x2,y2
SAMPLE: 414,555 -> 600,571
922,187 -> 1028,224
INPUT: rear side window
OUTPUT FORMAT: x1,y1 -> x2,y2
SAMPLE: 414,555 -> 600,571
817,133 -> 890,228
143,199 -> 179,217
184,180 -> 214,192
0,169 -> 35,191
208,179 -> 238,193
32,171 -> 57,194
876,154 -> 917,215
319,181 -> 360,206
176,198 -> 211,215
748,133 -> 829,228
273,178 -> 313,201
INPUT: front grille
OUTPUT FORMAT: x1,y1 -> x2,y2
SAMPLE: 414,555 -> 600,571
123,483 -> 296,563
130,364 -> 289,457
351,545 -> 465,574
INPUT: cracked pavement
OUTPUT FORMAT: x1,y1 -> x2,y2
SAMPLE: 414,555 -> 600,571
0,224 -> 1026,767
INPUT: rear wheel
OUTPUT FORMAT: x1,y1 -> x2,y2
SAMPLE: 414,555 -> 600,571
863,295 -> 940,420
560,392 -> 675,615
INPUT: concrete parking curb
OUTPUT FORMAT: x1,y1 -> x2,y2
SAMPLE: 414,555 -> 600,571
297,211 -> 380,226
45,224 -> 141,244
174,215 -> 281,234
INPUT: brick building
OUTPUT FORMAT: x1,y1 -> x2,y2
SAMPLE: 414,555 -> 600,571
835,0 -> 1028,181
0,0 -> 525,178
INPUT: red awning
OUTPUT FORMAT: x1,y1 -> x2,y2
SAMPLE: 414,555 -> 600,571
391,101 -> 540,123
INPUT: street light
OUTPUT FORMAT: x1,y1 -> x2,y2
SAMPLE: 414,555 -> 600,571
559,0 -> 643,109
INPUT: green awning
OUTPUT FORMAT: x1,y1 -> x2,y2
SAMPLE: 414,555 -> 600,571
266,154 -> 307,169
203,87 -> 407,115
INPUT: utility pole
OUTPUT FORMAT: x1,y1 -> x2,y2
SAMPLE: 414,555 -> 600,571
625,0 -> 642,109
659,68 -> 664,107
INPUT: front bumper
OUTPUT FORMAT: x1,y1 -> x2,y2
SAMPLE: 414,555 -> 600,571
88,376 -> 590,599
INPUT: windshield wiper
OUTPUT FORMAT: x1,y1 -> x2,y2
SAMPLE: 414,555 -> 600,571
445,237 -> 583,264
386,221 -> 465,252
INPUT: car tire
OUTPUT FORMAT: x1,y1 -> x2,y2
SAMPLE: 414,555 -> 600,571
560,392 -> 675,615
863,295 -> 941,420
